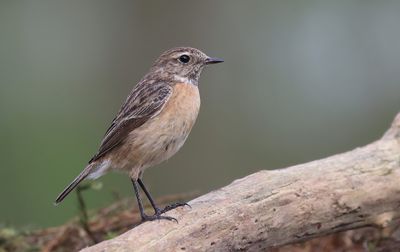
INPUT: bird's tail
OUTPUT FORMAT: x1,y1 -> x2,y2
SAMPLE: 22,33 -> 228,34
54,165 -> 92,205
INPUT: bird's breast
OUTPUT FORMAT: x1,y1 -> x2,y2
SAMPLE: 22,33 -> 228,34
160,82 -> 201,131
124,83 -> 200,172
151,82 -> 200,149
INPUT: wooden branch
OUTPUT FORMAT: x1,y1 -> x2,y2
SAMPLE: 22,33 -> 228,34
82,112 -> 400,252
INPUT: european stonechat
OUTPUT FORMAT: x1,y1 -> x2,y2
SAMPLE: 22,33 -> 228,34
55,47 -> 223,222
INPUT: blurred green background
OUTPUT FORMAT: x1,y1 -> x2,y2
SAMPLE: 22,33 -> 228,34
1,0 -> 400,228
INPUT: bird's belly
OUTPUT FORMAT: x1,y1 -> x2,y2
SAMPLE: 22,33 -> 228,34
141,126 -> 189,167
138,121 -> 190,164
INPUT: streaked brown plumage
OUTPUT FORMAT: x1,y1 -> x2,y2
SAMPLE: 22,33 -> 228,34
55,47 -> 223,222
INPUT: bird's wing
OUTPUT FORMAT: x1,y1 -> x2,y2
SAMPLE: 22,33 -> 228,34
89,82 -> 173,163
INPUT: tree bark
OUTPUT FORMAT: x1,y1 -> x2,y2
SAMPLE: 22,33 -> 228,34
81,112 -> 400,252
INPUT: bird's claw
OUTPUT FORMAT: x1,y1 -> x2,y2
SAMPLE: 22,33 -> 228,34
158,202 -> 191,214
140,213 -> 178,223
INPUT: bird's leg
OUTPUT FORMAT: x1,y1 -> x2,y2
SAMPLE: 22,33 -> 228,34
136,178 -> 159,212
131,179 -> 177,223
137,178 -> 190,215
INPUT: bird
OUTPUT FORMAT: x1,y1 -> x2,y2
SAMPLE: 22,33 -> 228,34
54,47 -> 223,222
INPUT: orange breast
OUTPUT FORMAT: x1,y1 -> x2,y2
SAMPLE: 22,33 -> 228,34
111,82 -> 201,178
160,83 -> 201,129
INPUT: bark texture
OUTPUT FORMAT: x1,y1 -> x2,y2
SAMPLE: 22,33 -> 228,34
82,113 -> 400,252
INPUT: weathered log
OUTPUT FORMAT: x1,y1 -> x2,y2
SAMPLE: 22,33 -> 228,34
82,112 -> 400,252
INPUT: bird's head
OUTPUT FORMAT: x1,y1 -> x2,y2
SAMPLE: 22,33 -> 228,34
150,47 -> 223,85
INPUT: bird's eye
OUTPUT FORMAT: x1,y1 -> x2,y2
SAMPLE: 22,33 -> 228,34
178,54 -> 190,64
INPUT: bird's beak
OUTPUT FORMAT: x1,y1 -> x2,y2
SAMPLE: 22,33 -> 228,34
205,57 -> 224,65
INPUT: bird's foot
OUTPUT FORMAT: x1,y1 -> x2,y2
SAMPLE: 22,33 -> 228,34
138,202 -> 190,224
158,202 -> 191,214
